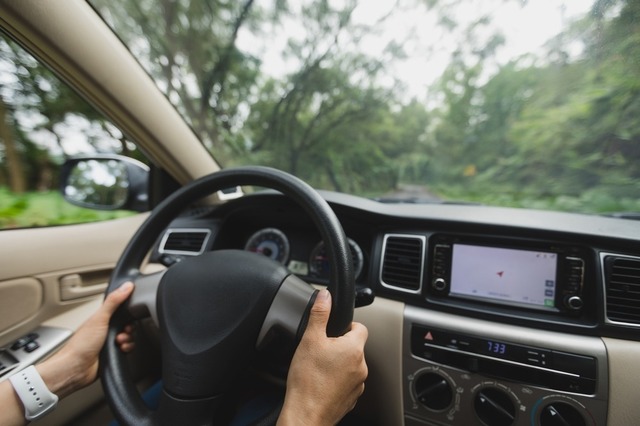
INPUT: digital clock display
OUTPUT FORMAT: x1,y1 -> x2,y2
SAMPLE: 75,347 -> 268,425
485,340 -> 508,356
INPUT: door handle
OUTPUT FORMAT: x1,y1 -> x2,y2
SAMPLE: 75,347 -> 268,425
59,274 -> 108,301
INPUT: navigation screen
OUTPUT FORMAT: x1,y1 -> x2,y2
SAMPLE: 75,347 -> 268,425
449,244 -> 558,309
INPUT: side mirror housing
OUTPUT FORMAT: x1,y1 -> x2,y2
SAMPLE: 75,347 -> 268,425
60,155 -> 150,212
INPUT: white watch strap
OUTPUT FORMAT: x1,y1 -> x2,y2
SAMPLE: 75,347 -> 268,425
9,365 -> 59,421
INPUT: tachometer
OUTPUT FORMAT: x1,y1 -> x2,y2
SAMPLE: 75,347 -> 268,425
309,238 -> 364,280
244,228 -> 290,264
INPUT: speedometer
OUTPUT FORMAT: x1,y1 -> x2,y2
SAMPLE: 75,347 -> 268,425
309,238 -> 364,280
244,228 -> 290,264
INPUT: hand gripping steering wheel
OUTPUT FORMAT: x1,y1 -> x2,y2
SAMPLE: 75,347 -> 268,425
100,166 -> 354,426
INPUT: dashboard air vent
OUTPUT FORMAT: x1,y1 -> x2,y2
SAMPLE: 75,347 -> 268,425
380,234 -> 426,293
160,229 -> 211,256
604,255 -> 640,325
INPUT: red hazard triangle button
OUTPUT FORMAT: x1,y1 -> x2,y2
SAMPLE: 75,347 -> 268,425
424,331 -> 434,341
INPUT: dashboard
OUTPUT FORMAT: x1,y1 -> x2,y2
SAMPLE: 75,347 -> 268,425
150,190 -> 640,426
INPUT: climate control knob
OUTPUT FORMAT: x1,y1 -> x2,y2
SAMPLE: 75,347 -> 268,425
413,372 -> 453,411
539,402 -> 586,426
474,387 -> 515,426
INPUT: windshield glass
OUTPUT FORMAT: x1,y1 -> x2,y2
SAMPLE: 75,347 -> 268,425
89,0 -> 640,215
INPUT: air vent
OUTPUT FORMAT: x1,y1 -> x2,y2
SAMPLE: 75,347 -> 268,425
604,255 -> 640,325
380,234 -> 426,293
160,228 -> 211,256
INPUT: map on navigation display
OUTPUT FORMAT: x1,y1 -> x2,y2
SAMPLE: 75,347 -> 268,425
449,244 -> 557,309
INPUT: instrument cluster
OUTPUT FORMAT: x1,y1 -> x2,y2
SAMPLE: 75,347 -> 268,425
243,227 -> 365,281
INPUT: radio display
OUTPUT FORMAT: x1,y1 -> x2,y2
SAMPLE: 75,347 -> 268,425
449,244 -> 558,310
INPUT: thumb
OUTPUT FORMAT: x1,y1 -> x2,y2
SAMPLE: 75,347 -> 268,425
101,281 -> 134,316
306,289 -> 331,336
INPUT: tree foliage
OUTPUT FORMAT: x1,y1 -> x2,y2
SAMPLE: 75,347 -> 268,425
0,37 -> 145,194
423,0 -> 640,212
2,0 -> 640,218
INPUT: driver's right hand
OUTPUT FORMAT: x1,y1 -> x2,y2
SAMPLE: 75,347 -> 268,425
277,289 -> 369,426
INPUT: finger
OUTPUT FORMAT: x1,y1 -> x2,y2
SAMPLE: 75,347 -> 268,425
118,342 -> 136,353
120,325 -> 135,338
305,289 -> 332,336
115,332 -> 134,344
101,282 -> 135,316
115,331 -> 136,350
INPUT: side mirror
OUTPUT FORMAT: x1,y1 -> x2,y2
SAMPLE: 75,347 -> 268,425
60,155 -> 150,212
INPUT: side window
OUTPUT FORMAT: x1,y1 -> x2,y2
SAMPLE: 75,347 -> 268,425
0,35 -> 146,229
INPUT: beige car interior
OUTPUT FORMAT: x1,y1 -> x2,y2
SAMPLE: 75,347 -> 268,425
0,1 -> 639,426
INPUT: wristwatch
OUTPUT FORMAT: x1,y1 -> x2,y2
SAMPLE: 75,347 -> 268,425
9,365 -> 59,421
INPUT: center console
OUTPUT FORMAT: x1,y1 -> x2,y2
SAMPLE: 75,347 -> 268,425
403,306 -> 608,426
428,234 -> 589,316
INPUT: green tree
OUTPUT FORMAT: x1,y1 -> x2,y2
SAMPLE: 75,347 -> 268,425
243,0 -> 409,193
428,14 -> 506,183
484,0 -> 640,202
0,36 -> 144,194
92,0 -> 275,163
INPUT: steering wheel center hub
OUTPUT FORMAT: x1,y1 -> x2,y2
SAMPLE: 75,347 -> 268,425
158,250 -> 289,398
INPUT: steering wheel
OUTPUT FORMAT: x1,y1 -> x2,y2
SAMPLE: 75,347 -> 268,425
100,166 -> 355,426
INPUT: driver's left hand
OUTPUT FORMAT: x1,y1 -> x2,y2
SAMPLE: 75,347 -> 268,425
37,281 -> 135,398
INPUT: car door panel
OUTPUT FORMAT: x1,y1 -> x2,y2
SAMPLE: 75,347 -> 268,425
0,214 -> 147,424
0,214 -> 146,358
0,278 -> 42,332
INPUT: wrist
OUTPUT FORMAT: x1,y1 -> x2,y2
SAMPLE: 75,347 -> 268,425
278,399 -> 328,426
9,365 -> 59,421
36,351 -> 87,399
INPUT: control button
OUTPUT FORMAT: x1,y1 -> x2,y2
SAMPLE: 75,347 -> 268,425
420,349 -> 435,360
24,341 -> 40,353
161,254 -> 180,265
10,333 -> 39,351
526,352 -> 549,367
565,296 -> 583,310
11,338 -> 31,351
567,258 -> 584,268
432,278 -> 447,291
467,357 -> 480,372
458,339 -> 472,348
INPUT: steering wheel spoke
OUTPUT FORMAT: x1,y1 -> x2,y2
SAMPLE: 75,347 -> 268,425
257,275 -> 318,349
127,270 -> 166,325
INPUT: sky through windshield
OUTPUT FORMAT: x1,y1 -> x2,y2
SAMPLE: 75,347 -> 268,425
236,0 -> 593,102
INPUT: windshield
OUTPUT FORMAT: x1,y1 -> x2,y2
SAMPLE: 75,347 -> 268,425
88,0 -> 640,215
